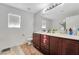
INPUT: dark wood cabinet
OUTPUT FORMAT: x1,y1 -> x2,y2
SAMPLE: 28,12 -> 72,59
33,33 -> 41,50
33,33 -> 79,55
50,36 -> 63,55
40,46 -> 49,55
50,37 -> 79,55
41,34 -> 49,49
40,34 -> 49,54
62,39 -> 79,55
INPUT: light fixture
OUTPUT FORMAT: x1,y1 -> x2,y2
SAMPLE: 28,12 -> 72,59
42,8 -> 47,14
42,3 -> 62,14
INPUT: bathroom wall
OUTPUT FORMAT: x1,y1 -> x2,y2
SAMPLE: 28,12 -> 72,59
0,4 -> 34,51
34,13 -> 53,32
33,14 -> 42,32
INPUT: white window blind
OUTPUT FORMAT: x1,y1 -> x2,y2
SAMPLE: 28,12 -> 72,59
8,13 -> 21,28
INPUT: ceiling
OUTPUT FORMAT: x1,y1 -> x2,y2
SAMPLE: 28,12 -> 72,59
3,3 -> 79,21
4,3 -> 50,14
40,3 -> 79,20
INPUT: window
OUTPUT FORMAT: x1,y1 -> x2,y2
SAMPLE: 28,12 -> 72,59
8,13 -> 21,28
42,20 -> 46,29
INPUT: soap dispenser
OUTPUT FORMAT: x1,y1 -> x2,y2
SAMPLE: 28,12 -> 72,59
69,28 -> 73,35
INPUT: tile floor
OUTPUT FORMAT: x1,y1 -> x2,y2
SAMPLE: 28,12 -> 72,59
0,43 -> 43,55
20,43 -> 43,55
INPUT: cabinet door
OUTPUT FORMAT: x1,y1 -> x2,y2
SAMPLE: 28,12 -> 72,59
40,46 -> 49,55
50,36 -> 62,55
40,34 -> 49,55
62,39 -> 79,55
33,33 -> 41,50
33,33 -> 40,45
41,34 -> 49,49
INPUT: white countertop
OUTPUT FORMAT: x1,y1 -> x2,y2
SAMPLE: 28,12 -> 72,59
34,32 -> 79,40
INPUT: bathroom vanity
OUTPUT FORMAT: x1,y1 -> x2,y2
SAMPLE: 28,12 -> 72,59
33,32 -> 79,55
